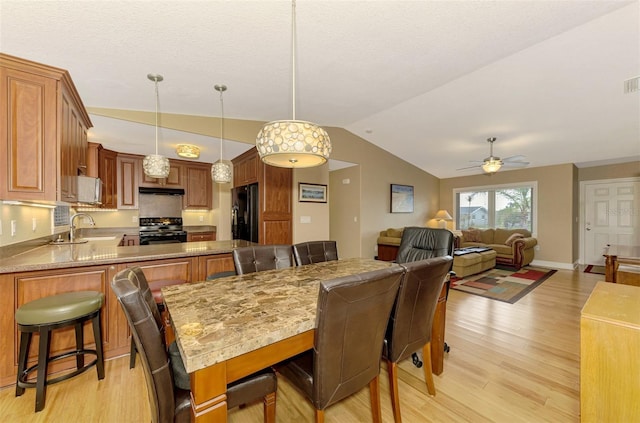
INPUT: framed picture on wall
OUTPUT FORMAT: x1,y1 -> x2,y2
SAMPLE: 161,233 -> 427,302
299,183 -> 327,203
390,184 -> 414,213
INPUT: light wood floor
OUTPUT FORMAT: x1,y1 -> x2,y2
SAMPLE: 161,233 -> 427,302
0,268 -> 601,422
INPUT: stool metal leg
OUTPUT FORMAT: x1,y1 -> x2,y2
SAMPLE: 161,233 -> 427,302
35,327 -> 51,412
92,312 -> 105,379
15,331 -> 31,397
75,321 -> 84,369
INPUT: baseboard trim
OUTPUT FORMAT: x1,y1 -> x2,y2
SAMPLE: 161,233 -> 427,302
530,259 -> 574,270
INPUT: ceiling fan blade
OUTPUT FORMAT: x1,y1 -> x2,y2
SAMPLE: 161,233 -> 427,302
456,165 -> 481,171
502,161 -> 530,168
502,155 -> 526,162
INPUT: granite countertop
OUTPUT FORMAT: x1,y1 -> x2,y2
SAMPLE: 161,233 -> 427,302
161,258 -> 399,373
183,226 -> 216,233
0,239 -> 253,274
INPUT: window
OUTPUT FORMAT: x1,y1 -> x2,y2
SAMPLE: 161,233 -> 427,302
454,182 -> 537,232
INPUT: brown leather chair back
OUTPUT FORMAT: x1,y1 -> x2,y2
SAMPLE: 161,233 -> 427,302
111,267 -> 187,423
128,266 -> 164,330
292,241 -> 338,266
396,227 -> 454,264
313,266 -> 403,409
385,256 -> 453,363
232,245 -> 293,275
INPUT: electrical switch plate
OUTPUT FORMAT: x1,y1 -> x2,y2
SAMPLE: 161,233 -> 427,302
132,215 -> 138,223
0,220 -> 2,235
32,218 -> 37,231
11,220 -> 17,237
300,216 -> 311,224
199,215 -> 204,222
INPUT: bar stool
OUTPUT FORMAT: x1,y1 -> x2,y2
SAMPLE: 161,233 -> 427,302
15,291 -> 105,412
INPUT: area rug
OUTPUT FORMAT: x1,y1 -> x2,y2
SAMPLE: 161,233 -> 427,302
584,264 -> 606,275
450,266 -> 557,304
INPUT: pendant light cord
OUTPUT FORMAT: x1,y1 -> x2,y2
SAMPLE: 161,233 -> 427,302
219,88 -> 224,160
291,0 -> 296,121
154,79 -> 159,155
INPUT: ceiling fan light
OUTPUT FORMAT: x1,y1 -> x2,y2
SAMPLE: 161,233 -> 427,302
482,159 -> 502,173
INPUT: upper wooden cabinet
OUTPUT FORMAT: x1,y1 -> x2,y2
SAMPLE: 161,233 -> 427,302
88,143 -> 118,209
140,162 -> 183,188
183,162 -> 213,209
232,149 -> 259,188
116,154 -> 140,209
0,53 -> 92,203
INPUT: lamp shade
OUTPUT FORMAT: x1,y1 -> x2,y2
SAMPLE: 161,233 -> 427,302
434,210 -> 453,220
143,154 -> 170,179
176,144 -> 200,159
211,161 -> 232,183
256,120 -> 332,168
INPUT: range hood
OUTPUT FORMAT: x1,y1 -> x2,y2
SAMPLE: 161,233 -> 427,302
138,187 -> 185,196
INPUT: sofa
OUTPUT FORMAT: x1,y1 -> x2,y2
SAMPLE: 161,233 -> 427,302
376,228 -> 404,261
455,228 -> 537,269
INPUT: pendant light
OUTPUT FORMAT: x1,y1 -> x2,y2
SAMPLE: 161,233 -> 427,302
143,74 -> 170,178
256,0 -> 331,168
211,84 -> 232,183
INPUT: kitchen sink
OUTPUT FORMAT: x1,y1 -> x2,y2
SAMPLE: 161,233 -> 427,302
80,236 -> 118,241
49,239 -> 89,245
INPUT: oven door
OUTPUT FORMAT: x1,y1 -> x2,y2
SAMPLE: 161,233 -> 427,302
139,232 -> 187,245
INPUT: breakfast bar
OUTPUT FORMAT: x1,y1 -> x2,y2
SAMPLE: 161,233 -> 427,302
161,258 -> 398,422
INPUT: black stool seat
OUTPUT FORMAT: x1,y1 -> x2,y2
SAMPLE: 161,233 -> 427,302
15,291 -> 105,413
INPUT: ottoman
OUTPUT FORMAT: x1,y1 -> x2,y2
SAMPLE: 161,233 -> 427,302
453,249 -> 497,278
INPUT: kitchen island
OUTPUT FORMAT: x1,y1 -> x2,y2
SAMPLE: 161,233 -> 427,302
0,239 -> 252,388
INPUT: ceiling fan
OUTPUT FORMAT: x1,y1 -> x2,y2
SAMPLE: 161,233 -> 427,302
457,137 -> 529,174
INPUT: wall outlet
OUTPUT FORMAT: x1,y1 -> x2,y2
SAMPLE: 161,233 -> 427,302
0,219 -> 2,236
32,218 -> 37,231
300,216 -> 311,224
199,215 -> 204,222
535,245 -> 541,251
132,215 -> 138,223
11,220 -> 17,237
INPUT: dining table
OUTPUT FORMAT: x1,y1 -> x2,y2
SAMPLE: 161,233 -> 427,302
161,257 -> 445,422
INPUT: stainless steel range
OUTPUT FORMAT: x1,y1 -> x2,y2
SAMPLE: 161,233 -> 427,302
139,217 -> 187,245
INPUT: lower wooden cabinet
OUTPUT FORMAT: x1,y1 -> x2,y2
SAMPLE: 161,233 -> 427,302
0,252 -> 236,388
188,231 -> 215,242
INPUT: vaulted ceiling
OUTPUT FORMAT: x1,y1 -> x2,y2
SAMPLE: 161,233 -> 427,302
2,1 -> 638,178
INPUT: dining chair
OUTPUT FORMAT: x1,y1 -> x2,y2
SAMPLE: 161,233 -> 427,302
383,256 -> 453,423
232,245 -> 294,274
111,267 -> 277,423
292,241 -> 338,266
277,266 -> 404,423
395,226 -> 455,367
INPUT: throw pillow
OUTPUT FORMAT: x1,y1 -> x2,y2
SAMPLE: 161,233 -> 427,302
505,233 -> 524,246
462,229 -> 482,242
387,228 -> 403,238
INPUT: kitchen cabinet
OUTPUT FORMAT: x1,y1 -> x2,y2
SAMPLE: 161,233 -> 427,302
116,154 -> 139,209
188,231 -> 215,242
232,148 -> 259,187
140,162 -> 183,188
0,53 -> 92,203
232,147 -> 293,244
196,253 -> 235,280
183,162 -> 213,209
88,143 -> 118,209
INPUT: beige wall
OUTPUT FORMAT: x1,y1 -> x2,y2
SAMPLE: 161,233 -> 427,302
293,164 -> 330,244
578,161 -> 640,181
330,165 -> 361,258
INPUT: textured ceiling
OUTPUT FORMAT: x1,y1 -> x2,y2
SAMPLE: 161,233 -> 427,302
1,0 -> 638,178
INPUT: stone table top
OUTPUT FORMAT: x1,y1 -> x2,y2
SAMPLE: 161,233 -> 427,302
161,258 -> 399,373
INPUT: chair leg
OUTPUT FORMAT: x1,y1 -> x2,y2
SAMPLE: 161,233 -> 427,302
15,331 -> 31,397
369,375 -> 382,423
422,342 -> 436,396
387,361 -> 402,423
92,312 -> 105,379
263,391 -> 276,423
35,328 -> 51,412
75,321 -> 84,369
314,408 -> 325,423
129,337 -> 137,368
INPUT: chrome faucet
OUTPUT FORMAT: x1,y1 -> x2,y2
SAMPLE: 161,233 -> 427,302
70,213 -> 95,242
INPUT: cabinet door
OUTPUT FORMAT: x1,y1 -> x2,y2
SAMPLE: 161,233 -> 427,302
99,148 -> 118,209
232,148 -> 259,187
184,163 -> 212,209
140,162 -> 183,188
260,164 -> 293,244
197,254 -> 234,281
0,66 -> 58,201
117,154 -> 139,209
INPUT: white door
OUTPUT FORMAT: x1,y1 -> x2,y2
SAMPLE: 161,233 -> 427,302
583,179 -> 640,265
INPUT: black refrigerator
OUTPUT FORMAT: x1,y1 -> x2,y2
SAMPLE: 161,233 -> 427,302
232,183 -> 259,243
